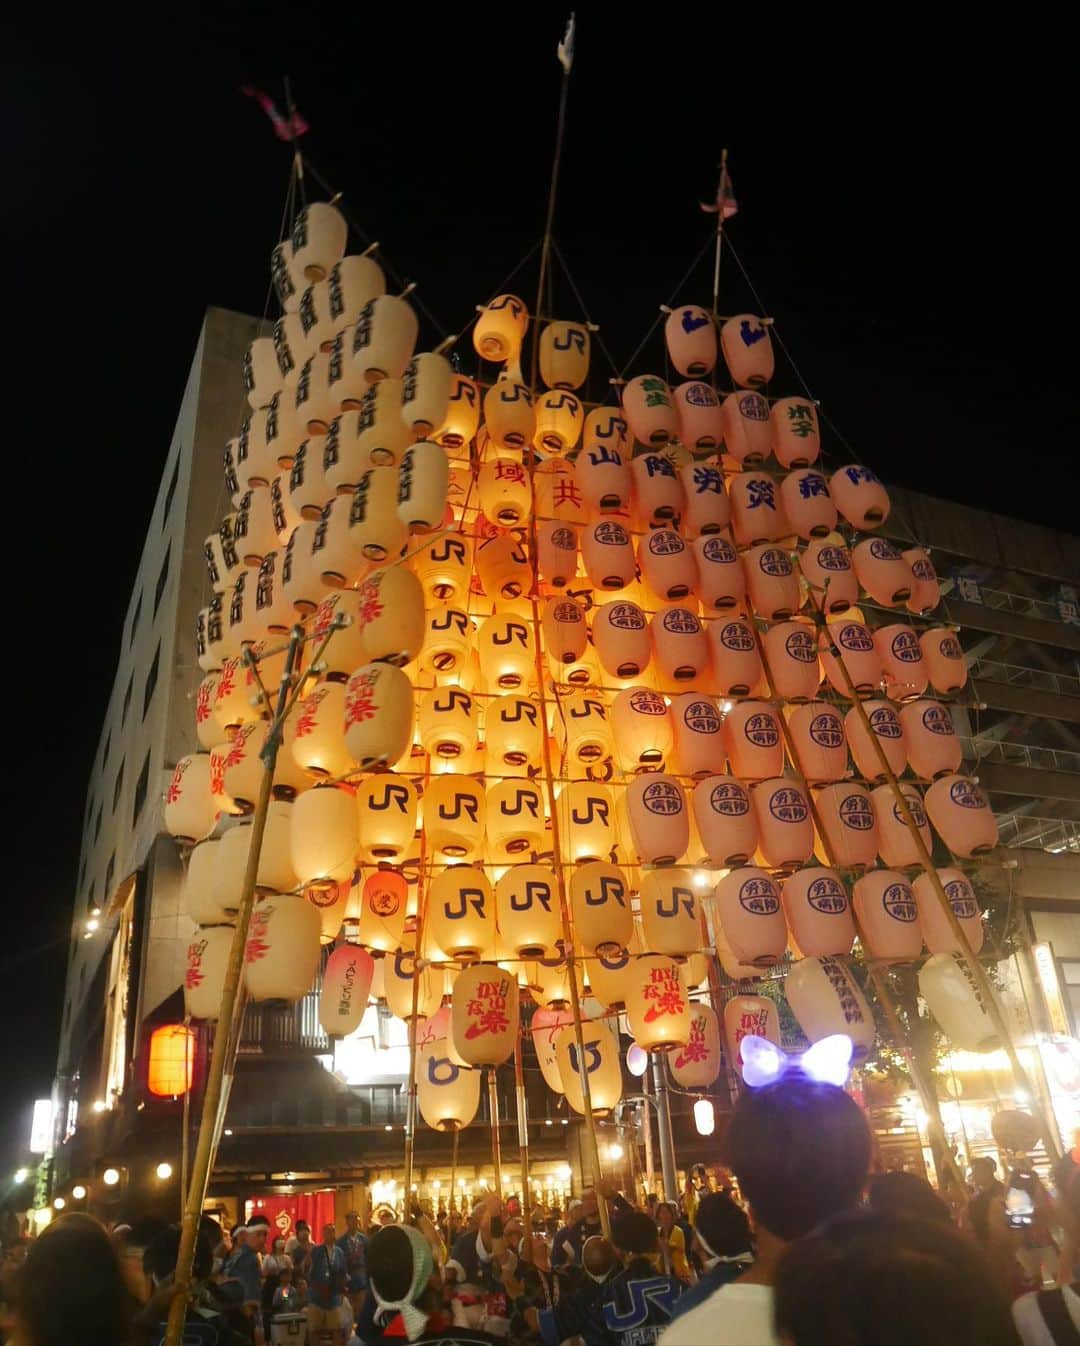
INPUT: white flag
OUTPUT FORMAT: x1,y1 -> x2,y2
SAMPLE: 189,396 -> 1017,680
558,13 -> 576,73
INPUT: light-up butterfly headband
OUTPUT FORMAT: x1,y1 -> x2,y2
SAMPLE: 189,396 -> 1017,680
738,1034 -> 854,1089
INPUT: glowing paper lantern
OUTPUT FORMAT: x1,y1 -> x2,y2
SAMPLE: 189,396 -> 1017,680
420,606 -> 473,678
625,955 -> 692,1051
540,319 -> 590,389
576,444 -> 632,518
352,295 -> 418,384
581,518 -> 636,591
799,538 -> 859,614
639,868 -> 699,956
348,465 -> 408,563
852,869 -> 923,963
899,700 -> 961,780
165,754 -> 220,843
845,700 -> 907,782
412,534 -> 472,604
707,619 -> 763,697
429,867 -> 494,960
639,529 -> 695,600
665,304 -> 717,376
356,775 -> 418,862
693,536 -> 745,612
743,545 -> 799,621
356,869 -> 408,952
782,868 -> 855,958
674,384 -> 724,454
397,441 -> 450,534
713,868 -> 787,967
476,533 -> 530,600
327,254 -> 386,332
770,397 -> 821,468
319,944 -> 375,1038
720,314 -> 774,388
751,778 -> 814,870
918,953 -> 999,1052
670,692 -> 726,778
534,389 -> 584,455
626,774 -> 689,866
785,956 -> 876,1059
214,804 -> 298,902
761,621 -> 820,702
829,465 -> 890,529
722,701 -> 783,782
787,702 -> 847,785
904,548 -> 941,615
670,1004 -> 722,1088
820,620 -> 883,697
813,783 -> 878,871
871,781 -> 932,868
556,781 -> 616,863
477,457 -> 531,528
423,775 -> 486,860
401,351 -> 452,437
495,865 -> 560,958
474,294 -> 528,363
651,607 -> 707,681
780,470 -> 836,541
291,202 -> 346,281
913,868 -> 984,955
586,945 -> 636,1010
728,473 -> 785,547
721,392 -> 772,466
556,1019 -> 623,1115
693,775 -> 758,866
924,774 -> 999,858
852,538 -> 912,607
451,964 -> 519,1066
592,600 -> 651,678
874,623 -> 928,701
542,597 -> 589,672
532,1007 -> 574,1093
631,453 -> 682,528
290,785 -> 359,888
184,839 -> 230,926
290,678 -> 354,779
486,778 -> 545,860
385,947 -> 443,1020
418,685 -> 477,762
343,663 -> 414,769
623,374 -> 678,446
184,925 -> 235,1020
243,895 -> 322,1001
484,379 -> 535,451
148,1024 -> 195,1098
921,628 -> 968,694
418,1040 -> 481,1132
570,861 -> 633,955
723,994 -> 781,1068
271,239 -> 301,313
484,694 -> 543,768
611,687 -> 673,773
557,690 -> 615,766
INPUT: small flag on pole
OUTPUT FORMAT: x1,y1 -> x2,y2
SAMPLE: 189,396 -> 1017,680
701,161 -> 738,219
242,86 -> 310,143
557,13 -> 576,73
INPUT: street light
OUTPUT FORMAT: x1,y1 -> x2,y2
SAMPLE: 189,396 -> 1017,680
71,1184 -> 87,1201
53,1196 -> 65,1210
102,1168 -> 120,1187
13,1168 -> 28,1184
155,1162 -> 173,1181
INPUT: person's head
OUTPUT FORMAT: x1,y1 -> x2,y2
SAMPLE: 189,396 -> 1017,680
970,1157 -> 998,1191
725,1073 -> 871,1244
278,1265 -> 292,1285
247,1216 -> 270,1253
774,1210 -> 1019,1346
611,1209 -> 659,1259
868,1172 -> 951,1226
580,1189 -> 599,1223
656,1201 -> 676,1233
346,1211 -> 361,1232
295,1274 -> 307,1296
694,1192 -> 753,1264
230,1223 -> 247,1246
582,1235 -> 618,1283
368,1224 -> 438,1340
529,1234 -> 550,1270
13,1214 -> 131,1346
322,1222 -> 336,1247
296,1220 -> 311,1242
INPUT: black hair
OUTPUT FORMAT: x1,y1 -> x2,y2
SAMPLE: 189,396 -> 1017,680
14,1215 -> 132,1346
368,1225 -> 415,1303
143,1224 -> 214,1282
725,1073 -> 871,1242
774,1210 -> 1020,1346
296,1220 -> 310,1232
694,1191 -> 753,1258
867,1172 -> 951,1226
611,1209 -> 659,1256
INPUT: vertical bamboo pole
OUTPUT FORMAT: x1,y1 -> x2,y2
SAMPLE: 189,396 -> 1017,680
514,1033 -> 533,1237
402,759 -> 432,1203
488,1069 -> 504,1200
642,1070 -> 656,1198
650,1056 -> 679,1202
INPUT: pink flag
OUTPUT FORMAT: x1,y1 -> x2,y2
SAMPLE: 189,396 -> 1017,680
242,86 -> 310,142
701,164 -> 738,218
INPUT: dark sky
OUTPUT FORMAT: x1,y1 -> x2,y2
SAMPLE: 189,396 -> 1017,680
2,7 -> 1072,1168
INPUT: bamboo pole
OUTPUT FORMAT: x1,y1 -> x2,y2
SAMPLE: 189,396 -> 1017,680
449,1128 -> 460,1217
514,1033 -> 533,1237
402,758 -> 432,1202
488,1069 -> 504,1201
164,627 -> 303,1346
642,1070 -> 656,1198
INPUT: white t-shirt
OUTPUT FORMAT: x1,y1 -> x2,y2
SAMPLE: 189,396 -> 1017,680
659,1281 -> 778,1346
1011,1284 -> 1080,1346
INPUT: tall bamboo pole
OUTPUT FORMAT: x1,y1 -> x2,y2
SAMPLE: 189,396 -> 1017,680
514,1033 -> 533,1236
650,1056 -> 679,1202
488,1069 -> 504,1200
402,757 -> 432,1202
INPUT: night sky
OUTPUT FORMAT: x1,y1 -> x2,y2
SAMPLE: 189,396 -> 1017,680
2,8 -> 1072,1171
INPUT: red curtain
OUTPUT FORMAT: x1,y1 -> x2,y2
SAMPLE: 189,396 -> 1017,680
246,1190 -> 337,1242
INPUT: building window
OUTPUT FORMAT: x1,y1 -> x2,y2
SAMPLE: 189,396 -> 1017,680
143,645 -> 160,719
122,671 -> 134,726
132,751 -> 150,826
153,545 -> 172,616
128,594 -> 142,649
162,456 -> 181,530
112,762 -> 125,813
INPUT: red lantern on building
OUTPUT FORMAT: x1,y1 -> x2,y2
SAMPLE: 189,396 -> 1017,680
147,1024 -> 195,1098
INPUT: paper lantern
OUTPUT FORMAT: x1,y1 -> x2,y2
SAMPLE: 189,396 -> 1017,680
650,607 -> 707,682
761,621 -> 820,702
532,1007 -> 574,1093
534,389 -> 584,455
813,783 -> 878,871
253,550 -> 298,636
581,518 -> 636,591
679,463 -> 728,538
852,869 -> 923,963
495,864 -> 560,958
435,372 -> 480,450
327,254 -> 386,332
770,397 -> 821,468
924,774 -> 999,858
918,953 -> 999,1052
722,701 -> 783,782
713,868 -> 787,966
399,352 -> 451,438
845,700 -> 907,782
295,351 -> 338,435
429,866 -> 494,960
289,678 -> 354,778
779,470 -> 836,541
625,955 -> 692,1051
475,612 -> 533,692
243,895 -> 322,1002
539,319 -> 590,389
639,529 -> 695,600
665,305 -> 717,376
330,385 -> 409,488
418,685 -> 476,761
233,488 -> 278,568
290,785 -> 359,887
271,239 -> 301,313
720,391 -> 772,465
352,295 -> 418,383
787,702 -> 847,785
319,944 -> 375,1037
184,925 -> 235,1020
723,995 -> 781,1068
707,618 -> 763,697
670,1003 -> 722,1088
272,311 -> 306,394
693,775 -> 757,866
483,378 -> 535,451
148,1024 -> 195,1098
356,869 -> 409,952
751,778 -> 814,870
412,533 -> 472,604
486,778 -> 545,860
525,954 -> 574,1006
557,690 -> 615,766
165,754 -> 220,843
385,947 -> 443,1020
720,314 -> 774,388
630,453 -> 682,528
921,628 -> 968,694
474,294 -> 528,363
626,774 -> 688,866
576,442 -> 632,515
356,775 -> 418,862
542,596 -> 588,672
397,441 -> 450,534
874,624 -> 928,702
205,517 -> 243,595
477,457 -> 531,529
214,804 -> 298,903
829,464 -> 890,529
349,465 -> 408,563
820,620 -> 883,697
309,880 -> 349,944
623,374 -> 678,446
556,781 -> 616,863
286,442 -> 333,522
743,545 -> 799,620
451,963 -> 519,1066
674,383 -> 724,453
591,601 -> 650,680
476,533 -> 531,600
184,839 -> 230,926
799,538 -> 859,613
484,694 -> 542,768
639,868 -> 699,957
582,405 -> 628,457
556,1019 -> 623,1115
852,538 -> 912,607
611,687 -> 673,772
418,1039 -> 481,1132
535,456 -> 588,526
904,548 -> 941,615
871,781 -> 932,868
785,956 -> 876,1059
195,672 -> 223,751
291,202 -> 346,281
586,943 -> 638,1009
900,700 -> 962,780
913,868 -> 984,955
420,605 -> 473,678
306,591 -> 365,677
423,775 -> 486,860
322,657 -> 405,769
669,692 -> 726,778
570,861 -> 632,956
782,868 -> 855,958
212,654 -> 259,734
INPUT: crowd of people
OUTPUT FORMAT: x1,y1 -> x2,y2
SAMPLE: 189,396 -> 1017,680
1,1092 -> 1077,1346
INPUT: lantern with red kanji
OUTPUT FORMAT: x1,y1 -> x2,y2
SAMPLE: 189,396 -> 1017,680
243,895 -> 323,1002
147,1024 -> 196,1098
184,926 -> 235,1021
451,963 -> 519,1066
625,956 -> 692,1051
670,1004 -> 722,1088
356,869 -> 409,952
723,995 -> 781,1068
